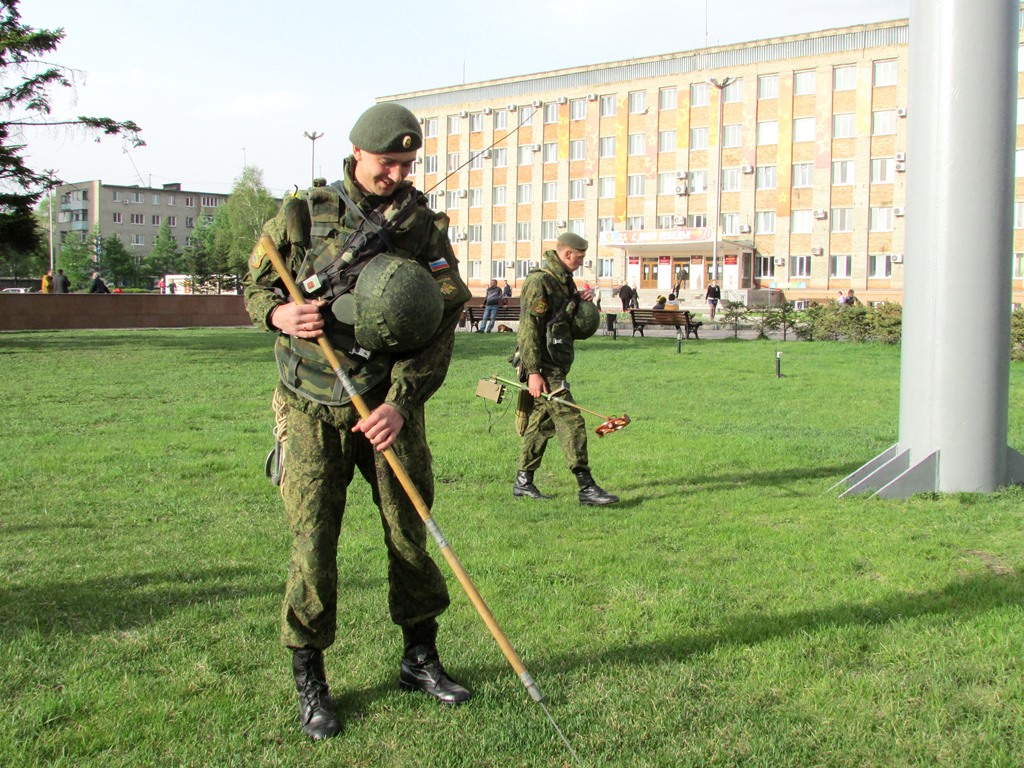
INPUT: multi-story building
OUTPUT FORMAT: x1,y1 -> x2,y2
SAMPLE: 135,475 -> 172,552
383,15 -> 1021,307
54,180 -> 228,263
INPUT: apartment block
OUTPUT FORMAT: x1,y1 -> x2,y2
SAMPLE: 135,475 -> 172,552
385,15 -> 1024,306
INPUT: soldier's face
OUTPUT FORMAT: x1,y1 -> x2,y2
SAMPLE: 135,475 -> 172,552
558,247 -> 586,272
352,147 -> 418,196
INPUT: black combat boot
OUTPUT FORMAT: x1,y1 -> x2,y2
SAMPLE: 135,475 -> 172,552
574,468 -> 620,506
399,619 -> 471,705
513,470 -> 552,499
292,648 -> 342,740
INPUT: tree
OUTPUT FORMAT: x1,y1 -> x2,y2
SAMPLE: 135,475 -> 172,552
0,1 -> 143,252
100,233 -> 137,288
181,214 -> 217,292
56,229 -> 95,290
142,220 -> 181,282
210,166 -> 279,279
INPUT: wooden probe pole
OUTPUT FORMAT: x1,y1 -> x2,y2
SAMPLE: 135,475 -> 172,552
258,235 -> 543,703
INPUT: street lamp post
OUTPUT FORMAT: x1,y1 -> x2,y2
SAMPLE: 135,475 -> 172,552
304,131 -> 323,184
708,77 -> 734,290
44,169 -> 57,272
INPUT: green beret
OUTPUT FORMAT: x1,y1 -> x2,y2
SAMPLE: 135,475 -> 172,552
557,232 -> 589,252
349,103 -> 422,153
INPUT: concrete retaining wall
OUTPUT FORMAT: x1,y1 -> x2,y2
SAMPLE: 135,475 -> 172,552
0,294 -> 253,332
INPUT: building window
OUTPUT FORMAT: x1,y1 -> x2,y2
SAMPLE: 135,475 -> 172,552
721,168 -> 741,192
723,124 -> 742,147
757,120 -> 778,145
568,219 -> 585,237
628,133 -> 646,155
758,75 -> 779,100
151,215 -> 161,226
201,196 -> 219,208
543,142 -> 558,163
447,191 -> 459,208
569,179 -> 586,200
793,117 -> 815,142
492,222 -> 506,241
491,260 -> 507,279
869,253 -> 892,278
792,163 -> 813,188
690,82 -> 709,107
657,214 -> 674,229
791,255 -> 812,277
541,220 -> 558,240
754,255 -> 775,278
832,113 -> 855,139
151,194 -> 160,205
467,225 -> 482,242
831,208 -> 853,232
755,210 -> 775,234
131,234 -> 144,246
869,207 -> 894,231
659,87 -> 677,110
690,126 -> 709,150
130,213 -> 144,225
186,217 -> 194,228
494,111 -> 509,130
492,147 -> 507,168
688,170 -> 707,193
723,79 -> 743,103
721,213 -> 739,235
570,99 -> 587,120
424,155 -> 438,174
791,210 -> 813,233
794,70 -> 816,95
599,257 -> 614,277
688,213 -> 707,227
598,217 -> 614,232
627,174 -> 645,197
569,139 -> 585,161
469,112 -> 484,132
518,145 -> 533,165
166,195 -> 175,206
599,95 -> 616,117
871,157 -> 895,184
829,254 -> 852,277
467,260 -> 481,280
1015,253 -> 1024,279
424,118 -> 438,137
516,222 -> 531,241
628,90 -> 646,113
874,60 -> 898,87
626,215 -> 644,230
1016,202 -> 1024,229
493,185 -> 507,205
756,165 -> 777,189
468,152 -> 484,170
542,181 -> 557,202
447,115 -> 461,134
599,136 -> 616,157
872,110 -> 897,136
658,173 -> 676,195
833,65 -> 857,91
468,188 -> 482,207
598,176 -> 616,198
543,103 -> 558,123
658,130 -> 676,153
112,190 -> 121,202
517,183 -> 532,204
832,160 -> 855,185
112,212 -> 122,224
167,216 -> 176,227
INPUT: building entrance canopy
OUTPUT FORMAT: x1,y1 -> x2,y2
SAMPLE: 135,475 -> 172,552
599,227 -> 754,256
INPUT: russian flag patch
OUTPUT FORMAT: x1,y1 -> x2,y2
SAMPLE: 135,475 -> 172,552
429,258 -> 448,273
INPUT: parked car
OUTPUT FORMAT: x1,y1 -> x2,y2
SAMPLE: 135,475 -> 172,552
1,287 -> 31,293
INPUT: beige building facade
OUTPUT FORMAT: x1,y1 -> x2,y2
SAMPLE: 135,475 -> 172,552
386,15 -> 1024,307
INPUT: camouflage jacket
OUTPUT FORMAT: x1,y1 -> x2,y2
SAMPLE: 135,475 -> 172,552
516,249 -> 579,377
244,156 -> 470,417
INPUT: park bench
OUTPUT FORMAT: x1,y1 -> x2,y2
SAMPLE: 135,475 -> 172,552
463,298 -> 521,332
628,308 -> 702,340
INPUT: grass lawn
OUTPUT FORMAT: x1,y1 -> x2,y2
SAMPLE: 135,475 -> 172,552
2,328 -> 1024,767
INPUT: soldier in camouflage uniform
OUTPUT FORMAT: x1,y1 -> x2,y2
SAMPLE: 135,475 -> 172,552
512,233 -> 619,506
244,103 -> 473,741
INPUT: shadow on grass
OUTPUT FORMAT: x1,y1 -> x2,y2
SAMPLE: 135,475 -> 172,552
0,566 -> 278,640
613,462 -> 864,499
0,328 -> 270,362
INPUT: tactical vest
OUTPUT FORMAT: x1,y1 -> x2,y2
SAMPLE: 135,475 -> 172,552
528,259 -> 581,372
274,182 -> 426,406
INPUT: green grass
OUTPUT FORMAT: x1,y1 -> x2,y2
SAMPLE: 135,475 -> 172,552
2,328 -> 1024,767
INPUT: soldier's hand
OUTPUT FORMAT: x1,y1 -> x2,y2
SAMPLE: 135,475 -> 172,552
528,373 -> 548,398
271,300 -> 327,339
353,403 -> 405,452
579,288 -> 594,302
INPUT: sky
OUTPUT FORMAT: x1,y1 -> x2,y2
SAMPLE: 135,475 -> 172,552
22,0 -> 909,198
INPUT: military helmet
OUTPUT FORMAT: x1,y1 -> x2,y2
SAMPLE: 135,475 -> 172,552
571,299 -> 601,340
353,254 -> 443,352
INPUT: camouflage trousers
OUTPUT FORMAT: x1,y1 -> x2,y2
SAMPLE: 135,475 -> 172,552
278,386 -> 450,650
517,379 -> 589,473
